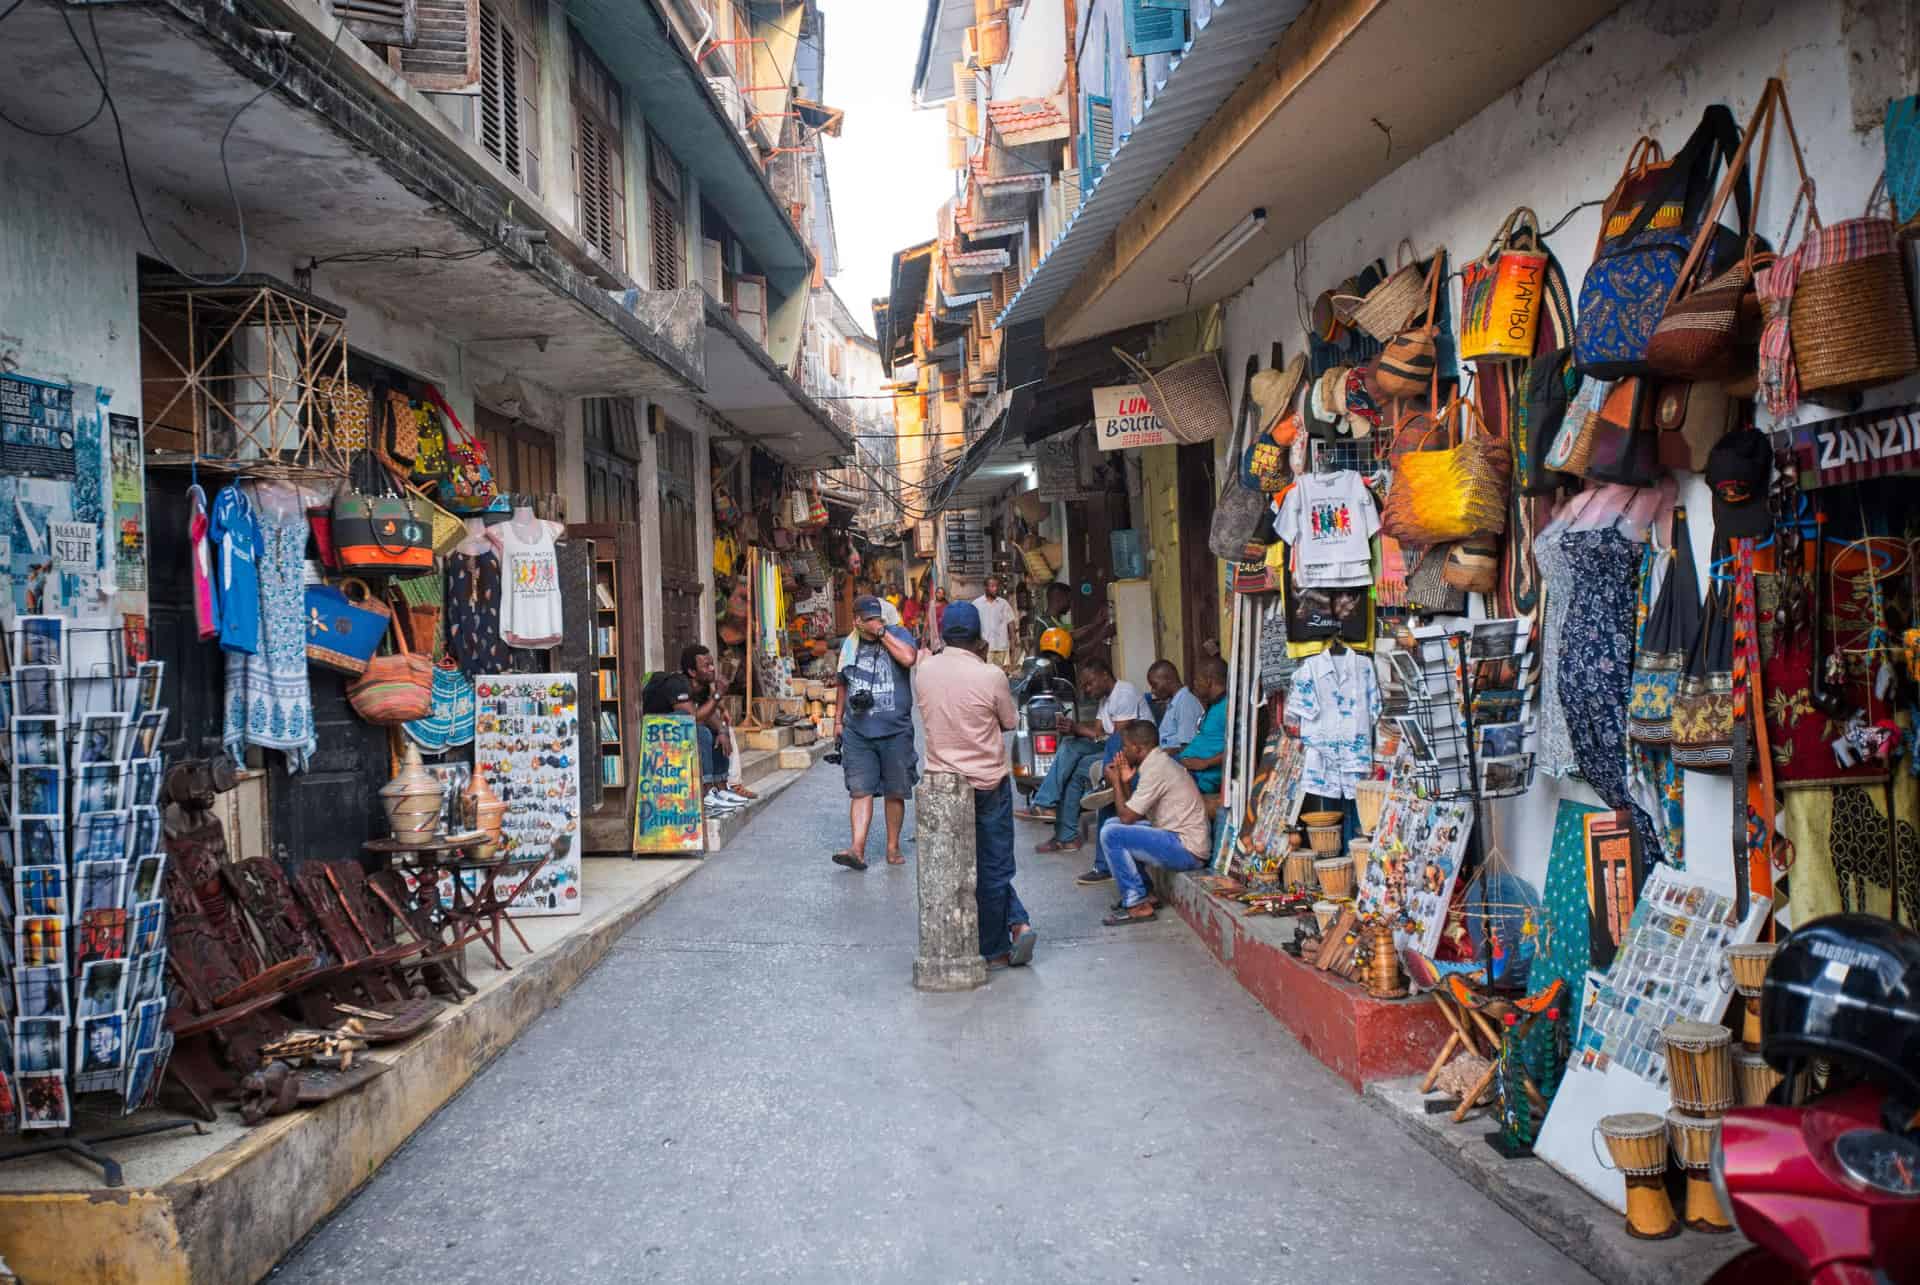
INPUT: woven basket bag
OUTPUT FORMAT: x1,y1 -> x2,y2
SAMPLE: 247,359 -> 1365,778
1116,348 -> 1232,444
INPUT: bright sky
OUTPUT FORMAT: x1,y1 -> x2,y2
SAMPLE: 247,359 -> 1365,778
818,0 -> 953,334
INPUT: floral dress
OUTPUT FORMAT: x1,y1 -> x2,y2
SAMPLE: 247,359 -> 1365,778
1557,525 -> 1662,857
1533,524 -> 1578,779
1288,648 -> 1380,799
223,482 -> 314,770
446,549 -> 510,677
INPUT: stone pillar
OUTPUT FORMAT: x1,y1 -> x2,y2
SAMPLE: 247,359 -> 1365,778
913,771 -> 987,992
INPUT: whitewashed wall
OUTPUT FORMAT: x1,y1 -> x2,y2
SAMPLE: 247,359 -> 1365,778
1218,0 -> 1920,904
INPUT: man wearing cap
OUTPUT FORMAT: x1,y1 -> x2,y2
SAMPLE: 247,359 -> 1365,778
914,600 -> 1035,968
831,596 -> 920,871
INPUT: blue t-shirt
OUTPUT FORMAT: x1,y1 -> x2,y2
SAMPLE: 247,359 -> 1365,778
1158,686 -> 1205,750
840,625 -> 916,740
208,484 -> 260,656
1180,696 -> 1228,794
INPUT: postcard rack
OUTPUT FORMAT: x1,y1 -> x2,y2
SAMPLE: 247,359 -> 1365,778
1386,623 -> 1536,804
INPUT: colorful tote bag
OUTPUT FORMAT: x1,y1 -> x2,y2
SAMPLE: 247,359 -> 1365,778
1671,566 -> 1736,772
1628,507 -> 1701,744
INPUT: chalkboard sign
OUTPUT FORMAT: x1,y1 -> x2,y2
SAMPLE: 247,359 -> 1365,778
631,715 -> 706,853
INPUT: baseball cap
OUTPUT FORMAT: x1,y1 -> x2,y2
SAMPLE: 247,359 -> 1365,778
1707,430 -> 1774,540
854,595 -> 886,620
941,600 -> 982,643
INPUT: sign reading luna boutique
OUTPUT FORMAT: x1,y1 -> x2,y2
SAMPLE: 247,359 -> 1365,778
1092,384 -> 1177,451
1786,402 -> 1920,488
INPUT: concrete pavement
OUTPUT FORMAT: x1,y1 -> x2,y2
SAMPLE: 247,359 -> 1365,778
271,761 -> 1591,1284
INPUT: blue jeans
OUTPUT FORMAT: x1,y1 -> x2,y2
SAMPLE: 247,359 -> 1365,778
1099,818 -> 1207,909
697,724 -> 729,784
973,778 -> 1027,958
1031,735 -> 1102,841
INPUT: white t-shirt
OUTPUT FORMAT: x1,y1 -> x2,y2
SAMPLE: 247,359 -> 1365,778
971,595 -> 1018,650
1097,680 -> 1152,733
1273,469 -> 1379,588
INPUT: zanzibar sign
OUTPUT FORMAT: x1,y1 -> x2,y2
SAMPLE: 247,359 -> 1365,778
1786,402 -> 1920,489
1092,384 -> 1177,451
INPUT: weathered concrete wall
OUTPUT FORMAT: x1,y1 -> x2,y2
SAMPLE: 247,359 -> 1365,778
1217,0 -> 1920,906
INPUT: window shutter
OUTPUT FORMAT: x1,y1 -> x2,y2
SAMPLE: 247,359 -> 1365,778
647,133 -> 683,292
732,275 -> 767,346
606,130 -> 626,275
335,0 -> 416,47
700,238 -> 724,300
477,5 -> 524,179
1080,97 -> 1113,185
398,0 -> 478,90
1122,0 -> 1185,56
518,37 -> 540,194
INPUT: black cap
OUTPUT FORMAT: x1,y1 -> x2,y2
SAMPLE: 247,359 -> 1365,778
1707,430 -> 1774,540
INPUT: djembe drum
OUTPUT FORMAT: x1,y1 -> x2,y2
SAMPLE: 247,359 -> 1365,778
1734,1047 -> 1784,1106
1666,1110 -> 1732,1233
1663,1020 -> 1734,1113
1725,943 -> 1777,1047
1597,1112 -> 1680,1239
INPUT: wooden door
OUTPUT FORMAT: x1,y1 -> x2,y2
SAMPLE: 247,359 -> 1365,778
654,410 -> 704,657
269,669 -> 388,864
1176,441 -> 1221,678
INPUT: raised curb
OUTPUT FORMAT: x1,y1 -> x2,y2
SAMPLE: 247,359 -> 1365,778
0,860 -> 701,1285
1362,1076 -> 1747,1285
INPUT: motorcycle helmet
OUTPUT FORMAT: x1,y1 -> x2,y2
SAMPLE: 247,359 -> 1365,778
1761,913 -> 1920,1103
1039,627 -> 1073,660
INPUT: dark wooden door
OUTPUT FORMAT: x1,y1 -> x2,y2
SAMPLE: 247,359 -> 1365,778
654,409 -> 704,657
269,667 -> 389,863
144,469 -> 227,764
1176,441 -> 1221,677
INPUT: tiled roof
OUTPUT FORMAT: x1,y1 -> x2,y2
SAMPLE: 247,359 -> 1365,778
988,97 -> 1068,136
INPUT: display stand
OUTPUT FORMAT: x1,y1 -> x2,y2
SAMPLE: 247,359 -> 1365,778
736,547 -> 767,732
0,1113 -> 204,1188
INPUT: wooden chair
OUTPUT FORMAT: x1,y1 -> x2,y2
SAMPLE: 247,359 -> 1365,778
222,857 -> 416,1026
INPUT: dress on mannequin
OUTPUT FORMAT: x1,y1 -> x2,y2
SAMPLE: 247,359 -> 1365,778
490,504 -> 565,649
447,517 -> 510,675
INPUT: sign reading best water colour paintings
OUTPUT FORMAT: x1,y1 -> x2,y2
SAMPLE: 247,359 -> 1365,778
1092,384 -> 1177,451
473,674 -> 581,915
631,715 -> 705,853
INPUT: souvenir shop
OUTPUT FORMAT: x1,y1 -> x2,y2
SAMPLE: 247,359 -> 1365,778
1177,48 -> 1920,1247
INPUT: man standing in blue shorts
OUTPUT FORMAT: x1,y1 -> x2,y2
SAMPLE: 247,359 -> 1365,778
831,595 -> 920,870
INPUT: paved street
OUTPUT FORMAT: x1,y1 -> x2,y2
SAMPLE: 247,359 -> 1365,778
273,761 -> 1585,1284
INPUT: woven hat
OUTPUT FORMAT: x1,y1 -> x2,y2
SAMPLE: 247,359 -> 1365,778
1249,354 -> 1307,435
1306,367 -> 1349,440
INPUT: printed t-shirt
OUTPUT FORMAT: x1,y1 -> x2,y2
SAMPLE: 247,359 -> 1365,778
839,625 -> 916,739
1273,469 -> 1379,588
1126,749 -> 1212,859
208,484 -> 259,655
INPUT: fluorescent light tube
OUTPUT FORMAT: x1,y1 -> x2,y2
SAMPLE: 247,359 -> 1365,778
1186,208 -> 1268,285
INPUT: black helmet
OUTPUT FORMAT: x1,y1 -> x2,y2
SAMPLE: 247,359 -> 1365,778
1761,914 -> 1920,1103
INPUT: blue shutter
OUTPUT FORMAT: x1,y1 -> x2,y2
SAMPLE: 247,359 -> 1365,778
1123,0 -> 1186,56
1080,94 -> 1114,186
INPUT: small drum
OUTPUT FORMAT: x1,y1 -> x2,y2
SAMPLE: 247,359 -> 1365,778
1663,1020 -> 1734,1113
1726,942 -> 1776,1048
1314,857 -> 1354,899
1734,1047 -> 1784,1107
1282,852 -> 1318,892
1347,839 -> 1372,889
1596,1112 -> 1680,1240
1666,1110 -> 1733,1234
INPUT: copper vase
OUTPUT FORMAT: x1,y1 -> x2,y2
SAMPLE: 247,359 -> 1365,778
380,742 -> 443,838
463,770 -> 507,841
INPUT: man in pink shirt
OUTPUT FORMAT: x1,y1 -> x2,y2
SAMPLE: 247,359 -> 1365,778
913,601 -> 1035,968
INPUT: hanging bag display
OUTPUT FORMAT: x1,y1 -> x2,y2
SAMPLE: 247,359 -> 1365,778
1521,348 -> 1580,495
1789,187 -> 1920,395
304,577 -> 391,676
1460,209 -> 1548,362
1210,355 -> 1277,561
1115,348 -> 1232,444
423,385 -> 500,513
1374,253 -> 1444,398
1575,106 -> 1751,377
1886,94 -> 1920,238
1629,507 -> 1702,744
1380,396 -> 1510,545
318,376 -> 373,453
1581,378 -> 1659,487
333,457 -> 434,576
347,610 -> 435,725
411,399 -> 451,486
1332,240 -> 1430,341
386,389 -> 420,462
1651,378 -> 1735,472
1671,560 -> 1737,772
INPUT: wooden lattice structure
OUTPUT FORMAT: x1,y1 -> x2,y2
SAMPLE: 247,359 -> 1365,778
138,274 -> 350,478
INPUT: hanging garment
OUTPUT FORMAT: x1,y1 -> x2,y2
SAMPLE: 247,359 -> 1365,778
1557,525 -> 1663,858
189,483 -> 220,643
1523,799 -> 1605,1067
223,482 -> 315,771
1532,523 -> 1579,779
495,518 -> 564,649
1627,541 -> 1686,866
1287,647 -> 1380,799
208,483 -> 260,655
446,549 -> 511,677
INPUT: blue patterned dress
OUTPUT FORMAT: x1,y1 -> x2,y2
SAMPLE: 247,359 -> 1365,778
223,482 -> 315,770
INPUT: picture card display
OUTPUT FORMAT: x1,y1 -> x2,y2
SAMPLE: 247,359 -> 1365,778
473,674 -> 581,916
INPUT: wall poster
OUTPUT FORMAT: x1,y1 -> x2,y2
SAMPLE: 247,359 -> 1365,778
473,674 -> 581,916
631,714 -> 706,854
0,379 -> 113,617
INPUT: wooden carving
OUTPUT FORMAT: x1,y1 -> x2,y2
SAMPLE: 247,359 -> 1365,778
291,861 -> 363,965
224,858 -> 334,966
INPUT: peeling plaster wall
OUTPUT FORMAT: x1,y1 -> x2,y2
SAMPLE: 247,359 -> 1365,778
1001,0 -> 1068,101
1218,0 -> 1920,905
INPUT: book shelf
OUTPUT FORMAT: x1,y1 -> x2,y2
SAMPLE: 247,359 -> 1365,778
593,557 -> 626,793
567,520 -> 643,853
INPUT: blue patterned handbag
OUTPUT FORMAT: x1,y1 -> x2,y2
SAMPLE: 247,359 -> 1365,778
1575,107 -> 1749,377
1886,95 -> 1920,237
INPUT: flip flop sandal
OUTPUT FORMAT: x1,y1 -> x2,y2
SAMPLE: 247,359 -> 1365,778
831,851 -> 868,871
885,852 -> 907,865
1108,894 -> 1167,912
1014,809 -> 1056,822
1008,925 -> 1037,967
1101,906 -> 1157,927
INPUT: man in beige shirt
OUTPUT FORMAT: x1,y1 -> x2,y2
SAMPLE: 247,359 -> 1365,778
1098,719 -> 1213,926
913,601 -> 1035,968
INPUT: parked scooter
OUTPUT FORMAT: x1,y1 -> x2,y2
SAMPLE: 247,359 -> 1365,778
1708,914 -> 1920,1284
1010,629 -> 1077,801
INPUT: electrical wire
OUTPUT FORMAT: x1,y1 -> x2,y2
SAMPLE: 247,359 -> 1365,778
0,0 -> 105,137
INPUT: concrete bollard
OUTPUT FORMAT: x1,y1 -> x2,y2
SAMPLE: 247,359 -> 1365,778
912,771 -> 987,992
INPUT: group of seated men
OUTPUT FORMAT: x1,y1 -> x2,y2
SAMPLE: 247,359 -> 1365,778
1017,655 -> 1229,926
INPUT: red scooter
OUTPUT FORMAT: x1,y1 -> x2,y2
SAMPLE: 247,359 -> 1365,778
1706,915 -> 1920,1284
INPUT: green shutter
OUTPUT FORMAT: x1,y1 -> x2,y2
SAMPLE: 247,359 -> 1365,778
1123,0 -> 1186,56
1080,94 -> 1114,186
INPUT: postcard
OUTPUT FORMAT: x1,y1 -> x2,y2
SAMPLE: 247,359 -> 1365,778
75,859 -> 126,920
13,1017 -> 65,1073
12,664 -> 63,718
10,715 -> 63,768
71,761 -> 124,816
13,967 -> 66,1020
74,810 -> 129,864
77,959 -> 128,1019
77,711 -> 129,764
78,1012 -> 126,1074
130,709 -> 167,758
15,916 -> 64,968
13,765 -> 61,818
127,756 -> 162,808
131,998 -> 165,1054
129,661 -> 165,719
12,615 -> 64,668
14,865 -> 63,918
130,950 -> 164,1004
19,1071 -> 69,1129
126,853 -> 165,906
15,815 -> 65,867
129,806 -> 161,862
73,908 -> 128,968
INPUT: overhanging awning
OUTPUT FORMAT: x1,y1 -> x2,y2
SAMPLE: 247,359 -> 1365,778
881,241 -> 936,367
913,0 -> 972,106
702,297 -> 853,467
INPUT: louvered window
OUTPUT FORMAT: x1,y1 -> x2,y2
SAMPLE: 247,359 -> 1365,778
572,39 -> 625,272
396,0 -> 478,89
648,131 -> 684,292
1081,96 -> 1113,185
1123,0 -> 1186,56
335,0 -> 415,47
477,3 -> 540,189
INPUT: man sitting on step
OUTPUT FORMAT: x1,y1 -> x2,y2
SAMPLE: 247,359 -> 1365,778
684,643 -> 756,805
1097,719 -> 1213,927
644,658 -> 748,813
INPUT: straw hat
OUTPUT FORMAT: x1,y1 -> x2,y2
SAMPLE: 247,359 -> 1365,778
1249,353 -> 1307,435
1307,366 -> 1350,440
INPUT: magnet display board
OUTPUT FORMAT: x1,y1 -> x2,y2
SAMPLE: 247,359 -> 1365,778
631,715 -> 706,854
474,674 -> 581,916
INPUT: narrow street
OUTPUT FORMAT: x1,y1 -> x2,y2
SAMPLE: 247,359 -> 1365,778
274,760 -> 1583,1284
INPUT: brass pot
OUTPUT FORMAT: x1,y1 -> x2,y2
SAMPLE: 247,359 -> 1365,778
463,770 -> 507,841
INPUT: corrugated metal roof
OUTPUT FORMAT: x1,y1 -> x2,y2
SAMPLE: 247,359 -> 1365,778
997,0 -> 1309,331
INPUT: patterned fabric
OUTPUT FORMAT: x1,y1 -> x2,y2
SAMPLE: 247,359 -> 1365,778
1628,542 -> 1685,865
1732,538 -> 1776,904
1288,648 -> 1380,799
1558,525 -> 1662,856
1574,227 -> 1694,373
1533,523 -> 1578,779
223,483 -> 315,771
1756,248 -> 1804,416
1524,799 -> 1605,1066
446,550 -> 511,677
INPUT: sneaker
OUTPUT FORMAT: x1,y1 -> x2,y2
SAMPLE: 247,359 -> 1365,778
711,789 -> 752,806
703,792 -> 745,812
1074,868 -> 1113,886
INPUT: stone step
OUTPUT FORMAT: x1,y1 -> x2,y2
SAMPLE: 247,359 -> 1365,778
741,724 -> 794,751
734,747 -> 782,787
703,741 -> 832,849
